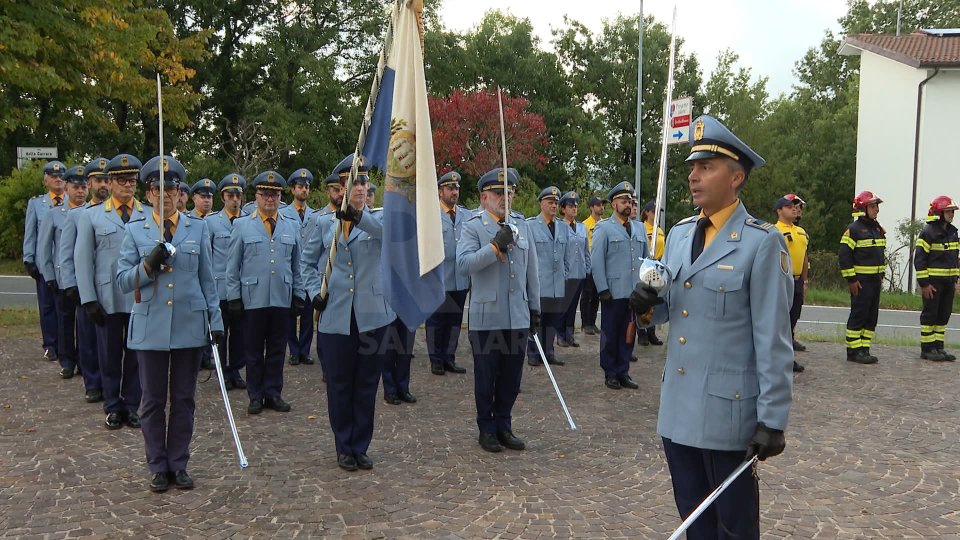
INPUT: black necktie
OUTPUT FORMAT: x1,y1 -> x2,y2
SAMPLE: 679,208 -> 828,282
163,219 -> 174,243
120,205 -> 130,224
691,217 -> 710,262
569,222 -> 576,232
298,207 -> 305,222
229,215 -> 236,224
623,220 -> 632,237
548,220 -> 555,238
448,209 -> 456,226
54,196 -> 62,206
266,217 -> 276,236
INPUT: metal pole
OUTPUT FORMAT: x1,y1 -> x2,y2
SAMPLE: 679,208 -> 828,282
210,329 -> 248,468
666,457 -> 758,540
634,1 -> 644,199
650,5 -> 677,255
498,86 -> 510,222
531,333 -> 577,430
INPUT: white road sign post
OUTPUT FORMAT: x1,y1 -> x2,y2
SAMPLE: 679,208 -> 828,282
16,147 -> 58,170
667,97 -> 692,145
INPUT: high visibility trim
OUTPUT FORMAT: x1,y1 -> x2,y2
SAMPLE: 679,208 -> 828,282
916,239 -> 931,252
927,242 -> 959,252
853,265 -> 885,275
854,238 -> 886,248
841,268 -> 856,277
927,268 -> 960,277
840,235 -> 856,248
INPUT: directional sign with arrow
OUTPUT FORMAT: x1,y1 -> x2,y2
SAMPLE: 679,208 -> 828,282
668,96 -> 692,145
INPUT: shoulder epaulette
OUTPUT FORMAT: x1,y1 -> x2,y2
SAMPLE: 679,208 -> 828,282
675,215 -> 698,226
596,217 -> 610,224
525,216 -> 537,222
466,212 -> 483,222
186,213 -> 204,220
369,207 -> 383,214
128,217 -> 146,224
745,218 -> 775,232
511,210 -> 524,219
88,201 -> 104,208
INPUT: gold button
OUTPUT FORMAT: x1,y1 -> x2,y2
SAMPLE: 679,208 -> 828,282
271,239 -> 275,243
681,309 -> 688,317
735,392 -> 741,400
344,247 -> 349,252
347,261 -> 352,266
509,289 -> 514,293
510,274 -> 515,278
271,249 -> 275,253
678,337 -> 686,344
719,286 -> 725,292
348,274 -> 353,279
166,300 -> 173,306
167,283 -> 173,288
349,288 -> 354,293
684,281 -> 692,289
677,368 -> 685,375
271,270 -> 276,275
270,259 -> 275,264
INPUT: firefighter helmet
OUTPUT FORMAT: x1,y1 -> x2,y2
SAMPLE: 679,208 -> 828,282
853,191 -> 883,211
928,195 -> 959,217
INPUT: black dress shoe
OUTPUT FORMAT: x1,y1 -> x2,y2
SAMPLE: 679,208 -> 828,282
648,333 -> 664,346
546,356 -> 565,366
84,389 -> 103,403
556,339 -> 570,348
567,338 -> 580,348
300,355 -> 315,365
618,375 -> 639,389
444,363 -> 466,374
431,364 -> 446,375
338,453 -> 358,471
478,432 -> 503,452
496,430 -> 526,450
43,348 -> 57,361
792,361 -> 805,373
355,453 -> 373,470
527,357 -> 541,366
149,472 -> 169,493
584,325 -> 598,335
264,396 -> 291,412
223,378 -> 235,391
126,412 -> 141,428
399,391 -> 417,403
172,470 -> 194,489
233,377 -> 247,389
105,412 -> 123,430
605,378 -> 622,390
383,393 -> 401,405
288,354 -> 300,366
636,333 -> 650,346
792,340 -> 807,352
247,399 -> 264,415
59,367 -> 75,379
630,355 -> 639,362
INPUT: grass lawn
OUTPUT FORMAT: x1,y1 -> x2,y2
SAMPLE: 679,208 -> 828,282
0,308 -> 40,339
0,259 -> 26,275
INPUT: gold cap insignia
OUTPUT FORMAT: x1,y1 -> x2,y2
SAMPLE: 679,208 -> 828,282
53,163 -> 61,171
98,159 -> 106,168
162,158 -> 169,172
267,173 -> 275,182
300,170 -> 307,178
232,175 -> 239,184
452,173 -> 459,181
121,156 -> 129,167
694,119 -> 705,141
497,171 -> 506,182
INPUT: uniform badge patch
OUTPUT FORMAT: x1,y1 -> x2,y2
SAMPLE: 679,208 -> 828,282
780,251 -> 790,276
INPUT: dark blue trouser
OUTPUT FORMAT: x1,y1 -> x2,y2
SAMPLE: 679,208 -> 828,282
425,289 -> 467,368
662,437 -> 760,540
382,318 -> 414,396
528,297 -> 563,361
599,298 -> 631,378
216,300 -> 246,381
287,301 -> 314,359
97,312 -> 140,414
559,278 -> 584,341
318,313 -> 387,455
76,304 -> 101,391
137,348 -> 202,474
469,329 -> 527,433
55,290 -> 76,371
580,273 -> 599,328
34,276 -> 58,353
244,307 -> 287,401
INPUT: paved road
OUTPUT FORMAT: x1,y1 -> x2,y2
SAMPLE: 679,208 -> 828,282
2,331 -> 960,538
0,275 -> 38,308
798,305 -> 960,344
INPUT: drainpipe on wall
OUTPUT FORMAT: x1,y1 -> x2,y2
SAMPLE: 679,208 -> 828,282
907,67 -> 940,291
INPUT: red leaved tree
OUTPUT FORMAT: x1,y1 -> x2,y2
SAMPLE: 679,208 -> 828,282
429,90 -> 549,177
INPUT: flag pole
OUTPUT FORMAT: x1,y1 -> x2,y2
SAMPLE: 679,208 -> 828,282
634,1 -> 644,200
650,5 -> 677,255
156,74 -> 165,243
498,86 -> 511,223
320,0 -> 403,301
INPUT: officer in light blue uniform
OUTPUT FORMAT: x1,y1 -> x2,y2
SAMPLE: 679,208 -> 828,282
117,155 -> 223,493
206,173 -> 248,389
526,186 -> 570,366
37,165 -> 88,379
24,160 -> 67,360
60,158 -> 110,402
188,178 -> 216,219
630,115 -> 794,540
365,181 -> 377,209
226,170 -> 305,415
591,181 -> 649,390
557,191 -> 590,347
457,167 -> 539,453
75,153 -> 147,429
425,170 -> 470,375
301,154 -> 395,471
280,168 -> 316,366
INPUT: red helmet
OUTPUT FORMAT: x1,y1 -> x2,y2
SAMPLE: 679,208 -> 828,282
853,191 -> 882,211
928,195 -> 959,217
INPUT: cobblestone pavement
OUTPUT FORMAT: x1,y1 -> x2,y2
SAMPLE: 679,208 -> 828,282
2,330 -> 960,539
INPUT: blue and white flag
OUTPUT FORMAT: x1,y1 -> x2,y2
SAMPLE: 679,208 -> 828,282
365,0 -> 445,329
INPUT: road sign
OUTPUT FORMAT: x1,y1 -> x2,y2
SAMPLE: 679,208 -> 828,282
16,147 -> 58,170
668,97 -> 692,145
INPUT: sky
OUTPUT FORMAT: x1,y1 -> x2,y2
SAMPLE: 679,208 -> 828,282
439,0 -> 851,96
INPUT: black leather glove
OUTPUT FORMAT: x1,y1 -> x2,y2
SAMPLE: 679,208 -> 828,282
291,296 -> 306,312
144,243 -> 170,272
228,299 -> 244,320
83,301 -> 107,326
65,286 -> 80,304
210,330 -> 225,344
336,205 -> 363,224
597,289 -> 613,303
46,279 -> 58,291
746,422 -> 786,461
628,282 -> 663,314
312,294 -> 328,314
24,261 -> 41,280
529,309 -> 541,334
491,224 -> 514,252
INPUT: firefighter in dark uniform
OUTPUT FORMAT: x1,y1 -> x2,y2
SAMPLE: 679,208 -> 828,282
839,191 -> 886,364
915,196 -> 959,361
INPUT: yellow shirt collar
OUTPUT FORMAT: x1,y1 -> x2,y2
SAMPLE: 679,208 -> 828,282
226,208 -> 240,220
293,200 -> 307,212
700,199 -> 740,231
440,201 -> 456,213
258,209 -> 278,222
153,211 -> 180,228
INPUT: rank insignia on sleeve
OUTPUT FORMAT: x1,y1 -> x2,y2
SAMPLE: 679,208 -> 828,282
780,251 -> 790,276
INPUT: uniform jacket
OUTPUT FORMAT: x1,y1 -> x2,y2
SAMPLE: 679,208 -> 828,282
441,204 -> 470,292
457,211 -> 540,331
279,201 -> 313,239
838,217 -> 886,281
117,213 -> 224,350
226,211 -> 304,310
187,209 -> 209,219
653,203 -> 794,451
56,204 -> 91,290
36,203 -> 73,285
563,220 -> 590,280
23,193 -> 58,264
301,209 -> 397,335
527,214 -> 570,298
590,216 -> 650,299
914,219 -> 960,285
206,210 -> 246,300
74,199 -> 147,313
